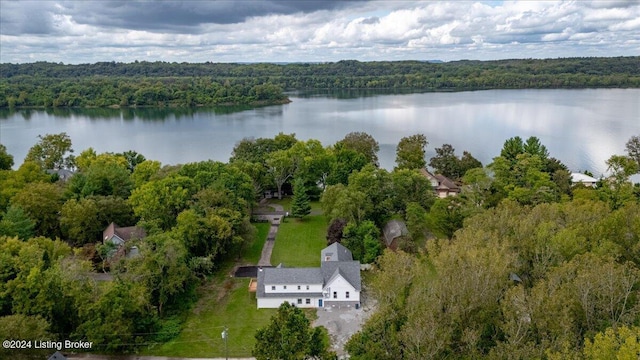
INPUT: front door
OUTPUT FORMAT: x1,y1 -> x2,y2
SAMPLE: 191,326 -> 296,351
318,299 -> 323,307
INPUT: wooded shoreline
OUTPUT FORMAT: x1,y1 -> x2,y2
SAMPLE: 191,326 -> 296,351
1,57 -> 639,109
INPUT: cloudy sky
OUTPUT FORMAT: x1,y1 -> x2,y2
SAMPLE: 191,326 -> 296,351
1,1 -> 639,64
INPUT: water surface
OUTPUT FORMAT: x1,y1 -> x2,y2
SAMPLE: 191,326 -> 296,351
1,89 -> 638,176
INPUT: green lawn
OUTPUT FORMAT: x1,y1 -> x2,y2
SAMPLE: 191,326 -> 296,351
146,214 -> 327,357
271,215 -> 329,267
147,278 -> 277,357
269,198 -> 322,212
242,222 -> 271,264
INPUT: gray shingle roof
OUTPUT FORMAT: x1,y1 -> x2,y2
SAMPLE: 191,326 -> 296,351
321,242 -> 353,262
257,243 -> 361,300
263,267 -> 324,285
321,261 -> 361,291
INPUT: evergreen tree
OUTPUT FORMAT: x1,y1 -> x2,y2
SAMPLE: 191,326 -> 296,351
290,178 -> 311,218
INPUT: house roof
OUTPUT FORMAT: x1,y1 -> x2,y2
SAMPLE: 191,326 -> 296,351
257,267 -> 324,298
321,261 -> 362,291
419,169 -> 460,191
321,242 -> 353,262
571,172 -> 598,183
262,267 -> 324,285
383,219 -> 408,247
103,222 -> 146,242
434,174 -> 460,191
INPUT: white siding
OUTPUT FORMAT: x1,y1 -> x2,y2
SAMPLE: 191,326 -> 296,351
324,275 -> 359,303
257,297 -> 322,309
264,283 -> 323,294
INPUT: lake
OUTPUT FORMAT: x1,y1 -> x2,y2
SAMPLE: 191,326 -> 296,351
1,89 -> 638,176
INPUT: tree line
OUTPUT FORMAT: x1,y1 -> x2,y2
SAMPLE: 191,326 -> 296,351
0,131 -> 639,358
2,56 -> 639,108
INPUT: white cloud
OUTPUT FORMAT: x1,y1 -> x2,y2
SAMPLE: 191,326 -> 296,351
1,1 -> 639,63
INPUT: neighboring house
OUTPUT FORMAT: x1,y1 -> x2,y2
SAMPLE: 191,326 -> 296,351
571,172 -> 598,188
46,168 -> 75,181
257,243 -> 361,309
420,169 -> 461,198
102,222 -> 145,258
383,219 -> 409,250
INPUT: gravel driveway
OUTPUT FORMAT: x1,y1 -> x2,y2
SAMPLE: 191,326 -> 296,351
313,286 -> 377,357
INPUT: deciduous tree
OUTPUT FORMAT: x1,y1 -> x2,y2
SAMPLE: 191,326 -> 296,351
395,134 -> 428,170
24,132 -> 75,170
335,132 -> 380,166
0,144 -> 14,170
253,302 -> 332,360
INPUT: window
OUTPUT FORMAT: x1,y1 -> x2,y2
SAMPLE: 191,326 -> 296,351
306,299 -> 311,304
297,285 -> 301,290
283,285 -> 287,290
306,285 -> 309,290
297,299 -> 302,304
333,291 -> 337,299
346,291 -> 350,299
271,286 -> 275,290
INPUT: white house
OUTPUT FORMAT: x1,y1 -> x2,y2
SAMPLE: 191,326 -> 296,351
256,243 -> 361,309
571,172 -> 598,188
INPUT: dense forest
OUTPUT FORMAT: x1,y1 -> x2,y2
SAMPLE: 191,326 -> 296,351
1,57 -> 639,108
0,132 -> 639,358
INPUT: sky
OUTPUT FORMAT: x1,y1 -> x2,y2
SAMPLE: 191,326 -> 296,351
0,1 -> 639,64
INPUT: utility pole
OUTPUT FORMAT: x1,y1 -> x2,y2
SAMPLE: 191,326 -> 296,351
221,326 -> 228,360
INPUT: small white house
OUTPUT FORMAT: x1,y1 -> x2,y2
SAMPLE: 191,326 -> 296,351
256,243 -> 361,309
571,172 -> 598,188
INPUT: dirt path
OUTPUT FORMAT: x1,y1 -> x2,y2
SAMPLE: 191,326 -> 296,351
254,200 -> 285,267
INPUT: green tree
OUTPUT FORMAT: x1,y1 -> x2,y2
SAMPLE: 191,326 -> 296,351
600,155 -> 638,209
459,151 -> 482,176
500,136 -> 525,162
131,159 -> 162,188
126,233 -> 192,315
429,143 -> 461,179
327,147 -> 367,185
0,144 -> 14,170
253,302 -> 332,360
290,178 -> 311,218
626,135 -> 640,170
174,209 -> 233,260
342,220 -> 381,263
0,205 -> 35,240
395,134 -> 428,170
584,325 -> 640,360
0,315 -> 52,360
24,132 -> 75,170
11,182 -> 63,237
128,175 -> 195,230
75,279 -> 157,352
335,132 -> 380,166
266,149 -> 295,199
524,136 -> 550,159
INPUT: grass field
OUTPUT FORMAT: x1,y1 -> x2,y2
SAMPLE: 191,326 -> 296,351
147,222 -> 275,357
242,222 -> 270,264
147,277 -> 277,357
271,214 -> 329,267
269,198 -> 323,213
147,210 -> 328,357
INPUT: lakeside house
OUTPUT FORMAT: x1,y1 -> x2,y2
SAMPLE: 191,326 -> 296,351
102,222 -> 146,258
256,243 -> 361,309
571,172 -> 598,188
420,169 -> 461,198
